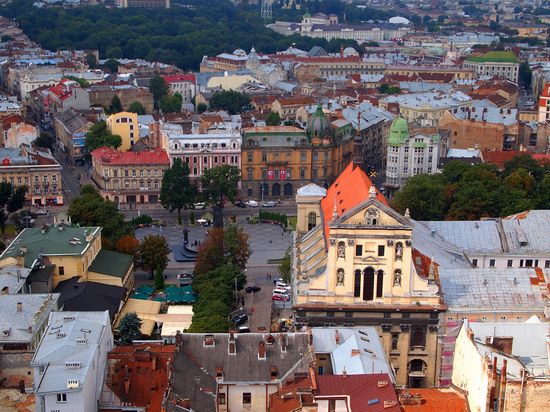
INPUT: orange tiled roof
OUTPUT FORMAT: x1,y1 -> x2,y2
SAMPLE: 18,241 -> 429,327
320,162 -> 387,245
91,147 -> 170,166
401,388 -> 468,412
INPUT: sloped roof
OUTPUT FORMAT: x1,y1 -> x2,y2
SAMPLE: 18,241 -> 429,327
401,388 -> 468,412
91,146 -> 170,166
297,183 -> 326,197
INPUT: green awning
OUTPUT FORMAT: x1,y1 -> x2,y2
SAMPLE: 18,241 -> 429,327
137,285 -> 155,295
131,292 -> 150,300
153,296 -> 167,302
165,293 -> 197,303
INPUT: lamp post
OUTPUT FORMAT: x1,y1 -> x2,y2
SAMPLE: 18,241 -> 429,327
234,269 -> 247,308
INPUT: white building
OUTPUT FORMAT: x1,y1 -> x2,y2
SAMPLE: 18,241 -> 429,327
161,74 -> 196,105
159,120 -> 241,180
385,117 -> 441,189
31,311 -> 113,412
463,51 -> 520,83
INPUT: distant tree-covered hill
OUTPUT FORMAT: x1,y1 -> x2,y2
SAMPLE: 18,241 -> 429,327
0,0 -> 364,70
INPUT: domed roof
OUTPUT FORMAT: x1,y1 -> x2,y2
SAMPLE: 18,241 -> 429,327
307,105 -> 331,139
389,16 -> 410,25
303,11 -> 311,18
343,47 -> 359,57
387,116 -> 409,145
233,49 -> 246,56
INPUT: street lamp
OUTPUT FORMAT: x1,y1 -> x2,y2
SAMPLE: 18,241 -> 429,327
234,269 -> 247,308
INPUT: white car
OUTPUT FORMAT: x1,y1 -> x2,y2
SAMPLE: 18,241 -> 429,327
276,282 -> 291,292
263,201 -> 276,208
245,200 -> 258,207
35,209 -> 48,215
193,202 -> 206,210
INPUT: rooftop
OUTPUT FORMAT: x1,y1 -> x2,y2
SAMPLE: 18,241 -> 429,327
381,91 -> 471,109
466,51 -> 519,64
0,264 -> 31,294
400,388 -> 468,412
0,225 -> 101,268
0,293 -> 59,344
91,146 -> 170,166
88,249 -> 133,278
31,311 -> 112,394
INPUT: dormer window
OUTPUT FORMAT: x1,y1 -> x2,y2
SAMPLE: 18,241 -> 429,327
366,208 -> 379,226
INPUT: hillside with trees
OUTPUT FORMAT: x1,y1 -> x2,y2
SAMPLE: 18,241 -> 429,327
0,0 -> 363,70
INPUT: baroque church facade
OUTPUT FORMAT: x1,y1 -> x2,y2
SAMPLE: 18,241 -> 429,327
292,136 -> 445,387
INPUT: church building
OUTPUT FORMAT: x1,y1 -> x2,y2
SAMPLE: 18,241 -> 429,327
292,145 -> 446,387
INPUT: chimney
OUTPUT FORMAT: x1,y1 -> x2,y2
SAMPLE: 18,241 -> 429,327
204,335 -> 215,347
258,340 -> 266,360
16,302 -> 22,312
152,355 -> 157,371
499,360 -> 508,412
308,329 -> 313,346
215,367 -> 223,382
228,332 -> 236,355
335,330 -> 340,345
280,334 -> 287,352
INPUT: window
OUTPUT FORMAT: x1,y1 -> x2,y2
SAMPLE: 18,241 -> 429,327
410,327 -> 426,347
56,393 -> 67,403
308,212 -> 317,231
261,169 -> 267,180
300,169 -> 306,179
489,259 -> 495,267
312,168 -> 318,179
526,259 -> 533,267
507,260 -> 513,267
132,170 -> 136,177
472,259 -> 478,267
218,393 -> 226,405
391,333 -> 399,350
247,169 -> 253,179
242,393 -> 251,405
355,245 -> 363,256
59,267 -> 64,276
378,245 -> 385,257
545,260 -> 550,268
262,152 -> 267,162
520,259 -> 524,267
354,269 -> 361,297
247,152 -> 253,162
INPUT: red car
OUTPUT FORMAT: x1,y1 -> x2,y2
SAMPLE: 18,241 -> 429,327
272,294 -> 290,302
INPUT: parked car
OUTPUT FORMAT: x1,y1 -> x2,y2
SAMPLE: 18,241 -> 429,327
272,277 -> 284,285
21,216 -> 35,227
245,286 -> 261,293
272,294 -> 290,302
275,282 -> 291,291
232,314 -> 249,326
35,209 -> 48,215
263,201 -> 276,207
194,202 -> 206,210
238,326 -> 250,333
245,200 -> 258,207
235,201 -> 246,208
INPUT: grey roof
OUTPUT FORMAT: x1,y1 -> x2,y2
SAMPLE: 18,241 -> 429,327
399,81 -> 453,93
55,109 -> 90,134
446,148 -> 481,158
342,102 -> 393,132
467,321 -> 549,378
312,327 -> 393,380
422,211 -> 550,256
451,106 -> 517,126
0,294 -> 60,344
0,265 -> 31,294
297,183 -> 326,197
439,268 -> 549,313
31,311 -> 111,394
380,91 -> 471,109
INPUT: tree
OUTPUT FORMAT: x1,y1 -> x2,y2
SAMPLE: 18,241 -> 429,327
209,90 -> 250,115
118,313 -> 142,344
201,165 -> 241,208
160,157 -> 195,216
0,210 -> 7,235
154,266 -> 165,290
188,313 -> 233,333
265,111 -> 281,126
115,235 -> 140,258
160,93 -> 182,113
223,224 -> 251,270
109,95 -> 123,114
86,52 -> 97,69
0,182 -> 27,224
138,234 -> 170,277
519,62 -> 532,87
391,174 -> 447,220
196,103 -> 207,113
128,101 -> 146,115
149,75 -> 168,109
103,58 -> 120,73
378,84 -> 400,94
7,187 -> 26,215
85,121 -> 122,152
33,132 -> 56,150
278,249 -> 291,283
68,185 -> 129,246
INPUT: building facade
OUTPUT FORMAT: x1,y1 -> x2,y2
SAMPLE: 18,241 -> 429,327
385,117 -> 441,190
0,145 -> 63,206
463,51 -> 519,83
54,109 -> 92,162
241,117 -> 353,200
293,163 -> 445,388
106,111 -> 139,151
162,74 -> 196,105
91,146 -> 170,204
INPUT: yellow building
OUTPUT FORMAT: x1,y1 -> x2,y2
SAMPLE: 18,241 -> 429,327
293,161 -> 445,388
106,111 -> 139,151
0,223 -> 133,290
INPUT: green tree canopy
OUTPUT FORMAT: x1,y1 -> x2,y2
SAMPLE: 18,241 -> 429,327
201,165 -> 241,208
85,121 -> 122,152
391,174 -> 447,220
160,93 -> 182,114
265,111 -> 281,126
138,234 -> 170,276
149,75 -> 168,109
128,101 -> 146,115
160,157 -> 195,215
109,95 -> 123,114
209,90 -> 250,115
33,132 -> 55,150
118,313 -> 142,344
86,52 -> 97,69
103,58 -> 120,73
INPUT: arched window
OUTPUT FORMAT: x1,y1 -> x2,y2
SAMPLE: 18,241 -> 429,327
354,269 -> 361,297
272,183 -> 281,197
248,139 -> 255,146
260,183 -> 269,197
366,208 -> 379,225
308,212 -> 317,230
247,187 -> 253,197
284,183 -> 293,197
362,267 -> 375,301
411,327 -> 426,347
376,270 -> 384,298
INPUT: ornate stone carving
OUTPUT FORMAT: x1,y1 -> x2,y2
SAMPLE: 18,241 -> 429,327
399,324 -> 411,331
381,324 -> 393,332
337,242 -> 346,259
405,240 -> 412,247
428,325 -> 440,333
395,243 -> 403,260
386,240 -> 394,246
329,238 -> 336,246
347,239 -> 355,246
336,268 -> 345,286
393,269 -> 402,286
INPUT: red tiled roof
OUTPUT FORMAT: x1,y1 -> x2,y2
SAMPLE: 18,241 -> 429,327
276,96 -> 316,107
321,162 -> 387,244
297,56 -> 361,63
481,149 -> 522,170
162,74 -> 196,84
91,147 -> 170,165
401,388 -> 468,412
316,374 -> 400,412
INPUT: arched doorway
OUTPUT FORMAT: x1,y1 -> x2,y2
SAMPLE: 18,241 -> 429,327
362,267 -> 375,301
284,183 -> 293,197
105,196 -> 110,201
272,183 -> 281,197
260,183 -> 269,198
408,359 -> 427,388
247,187 -> 253,197
139,195 -> 145,204
114,196 -> 119,204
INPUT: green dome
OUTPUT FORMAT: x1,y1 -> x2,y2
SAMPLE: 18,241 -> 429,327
387,116 -> 409,145
307,105 -> 331,139
304,11 -> 311,18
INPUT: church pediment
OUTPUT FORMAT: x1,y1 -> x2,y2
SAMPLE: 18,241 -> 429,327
361,255 -> 380,263
333,198 -> 412,228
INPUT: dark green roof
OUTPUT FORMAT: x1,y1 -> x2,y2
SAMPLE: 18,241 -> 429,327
387,117 -> 409,145
0,225 -> 101,267
88,249 -> 133,278
465,51 -> 519,64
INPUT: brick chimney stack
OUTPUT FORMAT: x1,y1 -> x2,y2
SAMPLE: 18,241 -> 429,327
258,340 -> 266,360
228,332 -> 236,355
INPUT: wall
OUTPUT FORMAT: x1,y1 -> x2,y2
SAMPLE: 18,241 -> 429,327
220,383 -> 277,412
504,379 -> 550,412
107,112 -> 139,151
0,351 -> 34,387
